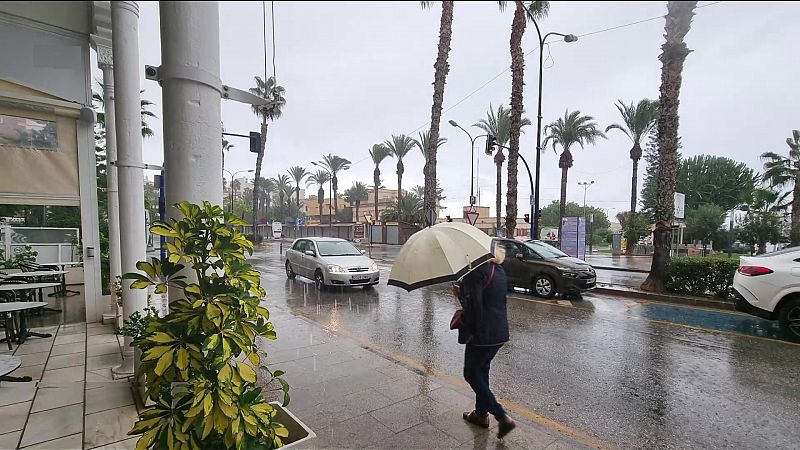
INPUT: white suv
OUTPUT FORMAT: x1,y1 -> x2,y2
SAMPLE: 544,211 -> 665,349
733,247 -> 800,341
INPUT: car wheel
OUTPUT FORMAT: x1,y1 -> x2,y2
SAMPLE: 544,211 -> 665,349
532,274 -> 556,299
314,270 -> 326,291
778,298 -> 800,342
285,261 -> 296,279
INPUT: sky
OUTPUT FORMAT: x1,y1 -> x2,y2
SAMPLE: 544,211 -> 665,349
93,1 -> 800,222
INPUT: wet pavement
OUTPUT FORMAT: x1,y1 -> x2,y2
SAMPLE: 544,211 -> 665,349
254,242 -> 799,450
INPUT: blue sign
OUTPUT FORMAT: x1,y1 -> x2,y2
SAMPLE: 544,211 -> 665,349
296,218 -> 304,226
560,217 -> 586,260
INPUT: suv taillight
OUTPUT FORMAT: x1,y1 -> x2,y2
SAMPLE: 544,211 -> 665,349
737,266 -> 774,276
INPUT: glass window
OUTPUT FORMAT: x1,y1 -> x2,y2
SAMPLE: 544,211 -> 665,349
0,114 -> 58,150
316,240 -> 361,256
292,240 -> 307,252
524,240 -> 568,258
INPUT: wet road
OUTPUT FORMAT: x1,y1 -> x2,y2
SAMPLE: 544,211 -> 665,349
253,244 -> 798,450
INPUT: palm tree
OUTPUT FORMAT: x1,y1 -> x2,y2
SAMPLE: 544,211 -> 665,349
260,177 -> 275,220
271,174 -> 292,218
474,104 -> 531,233
384,134 -> 416,222
287,166 -> 310,220
381,192 -> 425,225
343,182 -> 370,223
221,138 -> 233,176
249,75 -> 286,233
761,130 -> 800,245
543,109 -> 606,241
499,1 -> 549,235
317,154 -> 352,218
642,1 -> 698,293
420,1 -> 455,219
413,130 -> 447,214
606,99 -> 659,213
306,170 -> 330,223
93,83 -> 157,138
369,144 -> 392,225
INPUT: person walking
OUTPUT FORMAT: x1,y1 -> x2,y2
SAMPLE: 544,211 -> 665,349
454,247 -> 516,438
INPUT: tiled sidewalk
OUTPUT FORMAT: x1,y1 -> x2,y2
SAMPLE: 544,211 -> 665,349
0,322 -> 138,450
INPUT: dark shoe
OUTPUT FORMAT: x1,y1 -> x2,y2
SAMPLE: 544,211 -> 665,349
497,415 -> 516,438
462,410 -> 490,428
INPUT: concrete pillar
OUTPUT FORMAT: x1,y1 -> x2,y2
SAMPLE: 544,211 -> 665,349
97,45 -> 123,325
111,0 -> 147,378
159,2 -> 223,301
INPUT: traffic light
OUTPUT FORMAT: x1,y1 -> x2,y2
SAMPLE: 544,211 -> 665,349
537,211 -> 542,224
485,135 -> 497,155
523,213 -> 530,223
249,131 -> 262,153
446,215 -> 453,222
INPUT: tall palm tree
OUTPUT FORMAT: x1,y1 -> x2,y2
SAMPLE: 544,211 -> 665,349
543,109 -> 606,240
642,1 -> 698,293
344,182 -> 370,223
317,154 -> 352,217
384,134 -> 416,222
221,138 -> 233,176
249,76 -> 286,232
420,1 -> 455,219
606,99 -> 659,213
474,104 -> 531,233
93,83 -> 157,138
761,130 -> 800,245
369,144 -> 392,224
271,174 -> 292,216
260,177 -> 275,220
413,130 -> 447,214
499,1 -> 549,235
287,166 -> 310,220
306,170 -> 330,223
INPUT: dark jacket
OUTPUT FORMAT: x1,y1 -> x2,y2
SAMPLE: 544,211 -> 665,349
457,262 -> 510,346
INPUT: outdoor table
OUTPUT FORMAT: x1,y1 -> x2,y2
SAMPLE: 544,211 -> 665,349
2,271 -> 69,298
42,262 -> 82,296
0,301 -> 50,345
0,283 -> 61,313
0,355 -> 29,383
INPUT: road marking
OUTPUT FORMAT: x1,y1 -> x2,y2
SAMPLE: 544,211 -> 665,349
292,309 -> 609,450
510,295 -> 575,308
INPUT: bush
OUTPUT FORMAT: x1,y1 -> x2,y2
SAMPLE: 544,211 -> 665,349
0,245 -> 38,269
666,256 -> 740,298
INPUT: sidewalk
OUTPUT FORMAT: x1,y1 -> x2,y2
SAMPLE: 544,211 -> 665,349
262,305 -> 599,449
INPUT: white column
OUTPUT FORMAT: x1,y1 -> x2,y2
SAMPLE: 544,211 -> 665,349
159,2 -> 223,301
98,46 -> 123,325
111,0 -> 147,378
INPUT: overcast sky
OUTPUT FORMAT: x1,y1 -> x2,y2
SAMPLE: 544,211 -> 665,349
93,1 -> 799,221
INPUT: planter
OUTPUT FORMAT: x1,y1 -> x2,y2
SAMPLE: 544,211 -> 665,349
269,402 -> 316,449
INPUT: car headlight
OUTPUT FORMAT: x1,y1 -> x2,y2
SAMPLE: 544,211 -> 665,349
556,267 -> 578,277
327,264 -> 346,274
370,262 -> 378,272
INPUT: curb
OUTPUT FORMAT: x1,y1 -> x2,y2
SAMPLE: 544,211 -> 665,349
594,286 -> 735,311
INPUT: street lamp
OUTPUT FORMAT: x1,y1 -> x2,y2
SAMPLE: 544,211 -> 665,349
489,140 -> 534,238
578,181 -> 594,252
449,120 -> 488,206
519,0 -> 577,240
364,213 -> 373,257
224,169 -> 254,214
310,161 -> 333,228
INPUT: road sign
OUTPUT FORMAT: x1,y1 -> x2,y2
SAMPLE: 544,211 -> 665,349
530,195 -> 535,206
426,209 -> 437,227
674,192 -> 686,220
296,217 -> 304,226
465,210 -> 479,226
469,195 -> 476,205
354,224 -> 365,240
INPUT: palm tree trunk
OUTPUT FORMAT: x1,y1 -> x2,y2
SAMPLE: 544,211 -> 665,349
642,1 -> 697,292
333,176 -> 339,215
558,165 -> 569,245
296,189 -> 301,220
355,201 -> 360,224
495,149 -> 504,234
505,1 -> 527,236
631,155 -> 640,213
252,120 -> 268,236
397,161 -> 404,223
791,181 -> 800,245
425,1 -> 454,220
374,167 -> 380,225
318,187 -> 324,223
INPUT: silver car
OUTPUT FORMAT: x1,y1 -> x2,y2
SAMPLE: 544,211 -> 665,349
285,237 -> 379,290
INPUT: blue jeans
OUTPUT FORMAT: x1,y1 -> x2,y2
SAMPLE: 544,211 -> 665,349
463,344 -> 506,419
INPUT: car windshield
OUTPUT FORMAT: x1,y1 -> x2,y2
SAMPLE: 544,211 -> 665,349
525,240 -> 568,258
316,241 -> 361,256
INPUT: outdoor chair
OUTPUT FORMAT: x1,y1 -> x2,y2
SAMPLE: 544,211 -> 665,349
0,291 -> 18,350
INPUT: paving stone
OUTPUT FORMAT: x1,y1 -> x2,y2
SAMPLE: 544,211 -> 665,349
375,421 -> 460,449
39,365 -> 85,386
84,405 -> 139,449
10,364 -> 44,381
13,342 -> 53,356
0,430 -> 21,450
32,384 -> 84,413
20,432 -> 82,449
374,375 -> 441,402
319,413 -> 394,449
19,403 -> 83,447
54,333 -> 86,345
87,342 -> 121,357
17,351 -> 49,367
85,383 -> 134,414
50,342 -> 84,356
45,352 -> 85,370
504,421 -> 560,450
0,383 -> 37,407
86,353 -> 122,371
87,436 -> 138,450
430,410 -> 492,444
0,401 -> 31,434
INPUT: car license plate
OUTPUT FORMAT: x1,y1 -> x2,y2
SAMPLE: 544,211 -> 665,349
352,275 -> 370,281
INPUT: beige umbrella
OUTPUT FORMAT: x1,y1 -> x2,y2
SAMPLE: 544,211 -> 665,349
388,222 -> 494,291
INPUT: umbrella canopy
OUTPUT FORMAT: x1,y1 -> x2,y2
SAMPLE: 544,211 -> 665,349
388,222 -> 494,292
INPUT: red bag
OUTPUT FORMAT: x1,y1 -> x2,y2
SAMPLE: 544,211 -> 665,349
450,265 -> 495,330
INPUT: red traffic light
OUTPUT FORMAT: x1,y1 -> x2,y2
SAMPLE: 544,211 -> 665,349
523,214 -> 530,223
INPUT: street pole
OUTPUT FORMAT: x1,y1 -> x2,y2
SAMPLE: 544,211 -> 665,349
579,181 -> 594,251
519,1 -> 577,241
224,169 -> 254,215
449,121 -> 488,206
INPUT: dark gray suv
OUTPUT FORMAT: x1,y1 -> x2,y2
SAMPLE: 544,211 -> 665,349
494,238 -> 596,298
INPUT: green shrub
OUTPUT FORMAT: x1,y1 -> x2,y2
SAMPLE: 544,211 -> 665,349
0,245 -> 38,269
666,256 -> 740,298
123,201 -> 289,450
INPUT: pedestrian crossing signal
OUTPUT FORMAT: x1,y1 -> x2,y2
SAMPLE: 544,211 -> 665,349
524,214 -> 530,223
485,135 -> 497,155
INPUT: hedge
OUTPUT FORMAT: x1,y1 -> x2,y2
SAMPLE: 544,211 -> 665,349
666,256 -> 740,298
